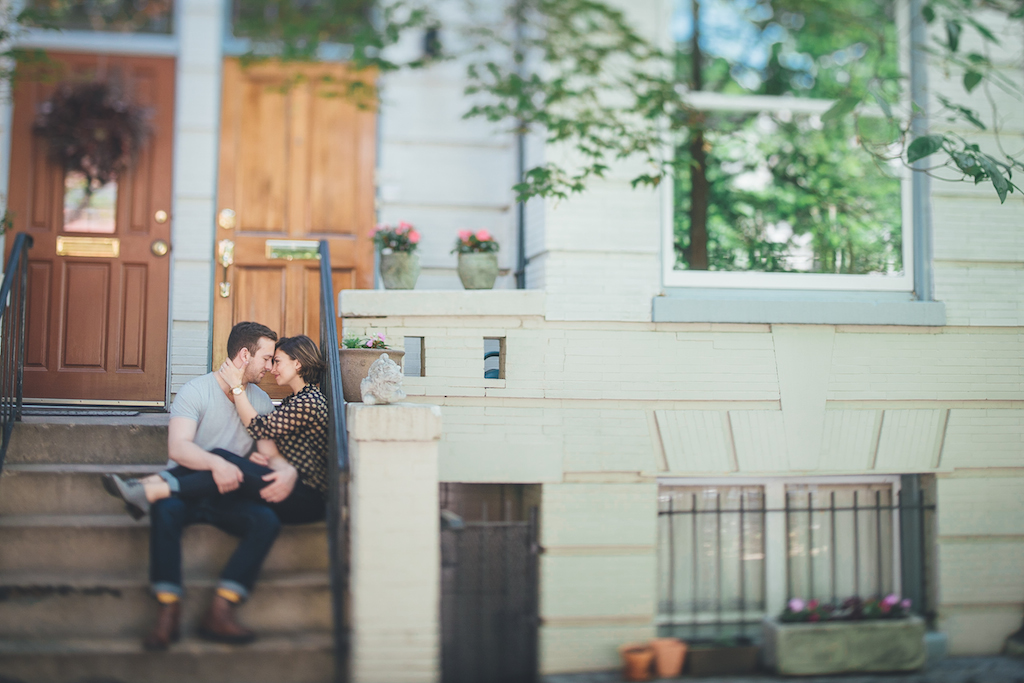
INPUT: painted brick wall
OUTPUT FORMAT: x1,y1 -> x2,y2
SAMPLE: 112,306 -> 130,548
343,292 -> 1024,668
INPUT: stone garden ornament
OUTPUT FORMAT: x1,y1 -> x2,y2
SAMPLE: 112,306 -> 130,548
360,353 -> 406,405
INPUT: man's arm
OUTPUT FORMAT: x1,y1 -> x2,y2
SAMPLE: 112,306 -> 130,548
167,417 -> 243,493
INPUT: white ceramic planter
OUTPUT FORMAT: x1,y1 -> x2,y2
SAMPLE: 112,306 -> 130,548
762,616 -> 926,676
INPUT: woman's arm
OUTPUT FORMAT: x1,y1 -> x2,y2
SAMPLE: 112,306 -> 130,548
218,360 -> 258,426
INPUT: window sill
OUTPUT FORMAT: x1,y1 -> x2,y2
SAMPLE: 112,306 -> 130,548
652,289 -> 946,326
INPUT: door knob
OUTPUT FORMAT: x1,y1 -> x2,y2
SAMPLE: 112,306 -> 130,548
151,239 -> 170,257
154,210 -> 169,224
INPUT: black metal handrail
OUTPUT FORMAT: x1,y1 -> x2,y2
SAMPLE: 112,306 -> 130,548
319,240 -> 350,683
0,233 -> 32,474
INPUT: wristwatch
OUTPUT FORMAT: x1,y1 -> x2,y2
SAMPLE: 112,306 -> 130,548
231,385 -> 244,396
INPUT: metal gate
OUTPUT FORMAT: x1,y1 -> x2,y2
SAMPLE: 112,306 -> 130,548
440,511 -> 539,683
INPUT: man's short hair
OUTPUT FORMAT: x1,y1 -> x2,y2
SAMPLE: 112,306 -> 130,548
227,322 -> 278,360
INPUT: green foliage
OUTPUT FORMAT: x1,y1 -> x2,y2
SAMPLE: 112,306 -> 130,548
674,111 -> 903,273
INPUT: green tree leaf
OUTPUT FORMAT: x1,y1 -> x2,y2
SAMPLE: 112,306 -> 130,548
921,4 -> 935,23
822,96 -> 861,125
963,70 -> 983,93
907,135 -> 945,163
946,20 -> 961,52
977,154 -> 1010,203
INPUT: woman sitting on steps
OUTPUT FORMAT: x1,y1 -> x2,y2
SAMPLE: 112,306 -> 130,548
104,334 -> 329,526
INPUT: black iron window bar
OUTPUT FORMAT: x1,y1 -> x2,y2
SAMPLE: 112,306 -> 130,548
657,489 -> 935,641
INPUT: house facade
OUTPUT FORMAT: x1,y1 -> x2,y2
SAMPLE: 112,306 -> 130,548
3,0 -> 1024,676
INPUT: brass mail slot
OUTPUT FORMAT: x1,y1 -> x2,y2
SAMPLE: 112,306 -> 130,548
56,236 -> 120,258
266,239 -> 320,261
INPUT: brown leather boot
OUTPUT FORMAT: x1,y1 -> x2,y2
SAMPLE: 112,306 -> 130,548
143,601 -> 181,651
197,594 -> 255,644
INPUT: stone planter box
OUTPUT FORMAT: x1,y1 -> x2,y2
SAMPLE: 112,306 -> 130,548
763,616 -> 926,676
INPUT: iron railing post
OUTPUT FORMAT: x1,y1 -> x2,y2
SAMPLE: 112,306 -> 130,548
319,240 -> 349,683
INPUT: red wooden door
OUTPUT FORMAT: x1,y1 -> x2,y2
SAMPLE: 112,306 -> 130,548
5,53 -> 174,403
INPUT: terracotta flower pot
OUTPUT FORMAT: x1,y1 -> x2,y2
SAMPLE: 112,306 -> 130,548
650,638 -> 687,678
619,644 -> 654,682
380,251 -> 419,289
339,348 -> 405,403
457,252 -> 498,289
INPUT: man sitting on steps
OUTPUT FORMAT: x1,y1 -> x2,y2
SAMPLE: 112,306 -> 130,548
143,321 -> 280,650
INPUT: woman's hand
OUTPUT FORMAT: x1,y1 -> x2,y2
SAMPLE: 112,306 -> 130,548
261,465 -> 298,503
218,359 -> 245,391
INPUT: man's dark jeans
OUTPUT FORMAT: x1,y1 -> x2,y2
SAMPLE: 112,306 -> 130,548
149,492 -> 281,601
149,449 -> 326,600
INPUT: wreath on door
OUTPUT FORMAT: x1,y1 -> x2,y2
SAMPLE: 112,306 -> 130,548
33,80 -> 151,193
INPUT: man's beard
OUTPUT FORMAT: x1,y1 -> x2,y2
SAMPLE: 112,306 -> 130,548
243,365 -> 265,385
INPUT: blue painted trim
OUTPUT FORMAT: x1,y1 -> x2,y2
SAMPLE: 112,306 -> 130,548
15,29 -> 177,56
653,289 -> 946,325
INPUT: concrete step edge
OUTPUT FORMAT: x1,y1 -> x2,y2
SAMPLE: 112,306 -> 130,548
0,514 -> 327,530
0,632 -> 333,655
4,464 -> 167,474
0,571 -> 330,590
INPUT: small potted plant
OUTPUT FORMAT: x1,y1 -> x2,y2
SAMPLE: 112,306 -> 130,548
373,222 -> 421,289
339,333 -> 405,403
452,229 -> 499,289
618,643 -> 654,682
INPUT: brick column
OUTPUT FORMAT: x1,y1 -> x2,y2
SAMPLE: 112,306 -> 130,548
348,403 -> 442,683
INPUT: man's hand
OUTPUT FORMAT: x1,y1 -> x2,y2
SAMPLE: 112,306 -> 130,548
249,452 -> 270,467
260,466 -> 297,503
211,458 -> 244,494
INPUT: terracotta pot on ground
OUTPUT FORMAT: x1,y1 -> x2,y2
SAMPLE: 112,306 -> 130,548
380,251 -> 420,289
650,638 -> 687,678
339,348 -> 405,403
619,644 -> 655,682
457,252 -> 498,289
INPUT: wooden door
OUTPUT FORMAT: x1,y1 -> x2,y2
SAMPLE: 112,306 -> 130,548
6,53 -> 174,404
213,59 -> 376,397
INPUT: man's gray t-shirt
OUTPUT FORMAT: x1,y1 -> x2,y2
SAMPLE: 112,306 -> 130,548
170,372 -> 274,455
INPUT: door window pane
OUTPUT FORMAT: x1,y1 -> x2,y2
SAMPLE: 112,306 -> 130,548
64,172 -> 117,234
25,0 -> 174,34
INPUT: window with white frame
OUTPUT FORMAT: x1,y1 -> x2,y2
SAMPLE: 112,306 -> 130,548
666,0 -> 912,292
657,477 -> 902,639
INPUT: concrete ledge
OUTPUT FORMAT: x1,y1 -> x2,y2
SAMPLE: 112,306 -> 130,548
763,616 -> 926,675
653,290 -> 946,326
340,290 -> 546,318
346,403 -> 443,442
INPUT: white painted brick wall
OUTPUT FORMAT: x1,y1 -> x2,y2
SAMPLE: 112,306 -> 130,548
342,291 -> 1024,659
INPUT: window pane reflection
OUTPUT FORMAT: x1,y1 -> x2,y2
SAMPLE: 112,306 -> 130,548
64,172 -> 117,234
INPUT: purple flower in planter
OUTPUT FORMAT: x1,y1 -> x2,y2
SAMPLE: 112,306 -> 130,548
900,598 -> 912,610
882,594 -> 900,607
788,598 -> 806,613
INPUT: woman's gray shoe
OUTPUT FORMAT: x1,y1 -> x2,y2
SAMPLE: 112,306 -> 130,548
102,474 -> 150,520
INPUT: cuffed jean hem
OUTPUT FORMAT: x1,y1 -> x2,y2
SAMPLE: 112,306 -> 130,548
151,581 -> 183,598
217,579 -> 249,601
158,470 -> 180,493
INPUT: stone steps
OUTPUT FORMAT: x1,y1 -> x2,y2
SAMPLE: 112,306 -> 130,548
0,632 -> 334,683
0,515 -> 328,575
0,419 -> 337,683
0,572 -> 331,639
